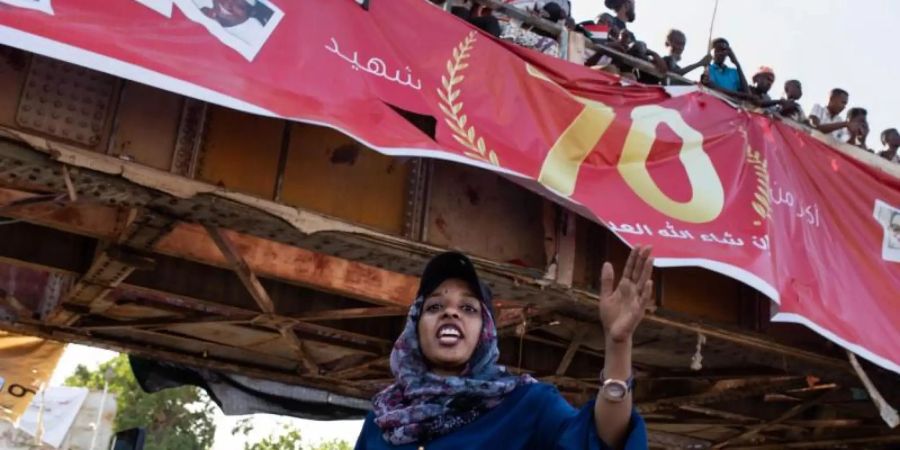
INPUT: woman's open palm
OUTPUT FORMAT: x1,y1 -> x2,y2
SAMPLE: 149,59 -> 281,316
598,246 -> 655,343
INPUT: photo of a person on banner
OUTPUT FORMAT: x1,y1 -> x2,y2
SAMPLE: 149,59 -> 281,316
889,212 -> 900,249
0,0 -> 54,15
198,0 -> 273,28
873,200 -> 900,262
176,0 -> 283,61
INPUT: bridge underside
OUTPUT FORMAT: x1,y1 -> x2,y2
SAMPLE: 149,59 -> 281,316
0,46 -> 897,449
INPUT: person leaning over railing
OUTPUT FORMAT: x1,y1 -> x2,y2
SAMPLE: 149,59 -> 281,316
619,32 -> 668,83
702,38 -> 750,97
427,0 -> 502,37
661,29 -> 711,80
881,129 -> 900,164
580,0 -> 660,77
775,80 -> 808,125
578,1 -> 666,82
493,0 -> 571,57
845,107 -> 871,151
748,67 -> 778,111
809,88 -> 851,142
451,0 -> 870,149
596,0 -> 634,41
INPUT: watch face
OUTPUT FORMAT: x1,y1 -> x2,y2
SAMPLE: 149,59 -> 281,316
602,380 -> 629,402
606,383 -> 626,398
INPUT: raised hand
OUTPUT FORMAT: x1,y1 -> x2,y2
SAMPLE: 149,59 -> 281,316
598,246 -> 655,343
726,47 -> 740,65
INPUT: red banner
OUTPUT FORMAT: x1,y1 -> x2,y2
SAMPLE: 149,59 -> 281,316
1,0 -> 898,374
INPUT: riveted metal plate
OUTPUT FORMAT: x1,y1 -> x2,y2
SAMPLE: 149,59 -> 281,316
38,272 -> 72,320
16,55 -> 116,147
171,98 -> 208,178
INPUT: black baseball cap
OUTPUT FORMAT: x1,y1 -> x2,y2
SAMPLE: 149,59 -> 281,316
417,252 -> 494,315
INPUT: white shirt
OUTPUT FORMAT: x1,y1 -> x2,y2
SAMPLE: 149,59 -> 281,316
810,104 -> 849,142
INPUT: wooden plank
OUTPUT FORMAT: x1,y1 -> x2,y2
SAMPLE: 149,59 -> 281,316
639,377 -> 804,414
647,430 -> 713,449
157,223 -> 418,307
643,314 -> 851,373
292,320 -> 391,352
518,333 -> 604,359
160,322 -> 367,373
294,306 -> 408,322
0,292 -> 32,318
80,315 -> 254,331
0,187 -> 120,238
205,225 -> 275,314
279,326 -> 320,374
107,291 -> 215,321
648,419 -> 864,429
785,419 -> 862,428
280,123 -> 411,234
847,350 -> 899,429
555,326 -> 586,376
167,322 -> 283,349
330,356 -> 389,379
678,405 -> 808,433
679,405 -> 761,424
712,391 -> 833,448
729,435 -> 900,450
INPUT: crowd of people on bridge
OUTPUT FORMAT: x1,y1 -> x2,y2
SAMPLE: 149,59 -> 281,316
428,0 -> 900,165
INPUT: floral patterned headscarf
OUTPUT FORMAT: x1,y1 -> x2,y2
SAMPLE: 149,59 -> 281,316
371,295 -> 535,445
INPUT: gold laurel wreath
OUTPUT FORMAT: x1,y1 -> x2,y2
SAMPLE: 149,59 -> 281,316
746,146 -> 772,226
437,31 -> 500,166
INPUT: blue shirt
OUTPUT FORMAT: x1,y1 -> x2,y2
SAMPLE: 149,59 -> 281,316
354,383 -> 648,450
707,64 -> 741,92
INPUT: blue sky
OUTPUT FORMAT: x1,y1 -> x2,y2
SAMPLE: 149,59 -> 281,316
571,0 -> 900,149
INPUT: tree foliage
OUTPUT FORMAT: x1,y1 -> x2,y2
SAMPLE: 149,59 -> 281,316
64,354 -> 217,450
233,418 -> 352,450
310,440 -> 352,450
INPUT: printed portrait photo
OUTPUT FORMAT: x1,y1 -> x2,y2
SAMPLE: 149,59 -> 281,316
0,0 -> 54,15
133,0 -> 173,17
173,0 -> 284,61
873,200 -> 900,263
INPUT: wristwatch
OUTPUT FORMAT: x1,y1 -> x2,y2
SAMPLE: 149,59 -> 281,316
600,373 -> 634,403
